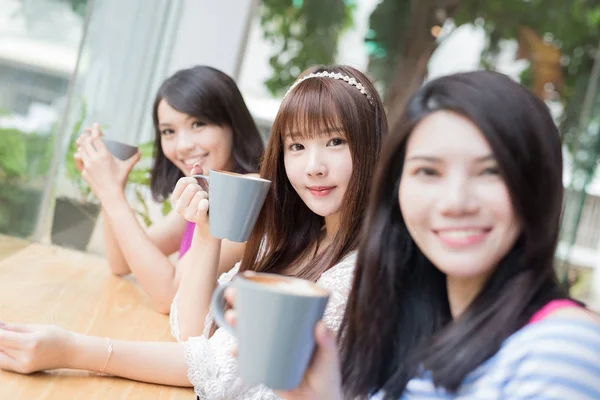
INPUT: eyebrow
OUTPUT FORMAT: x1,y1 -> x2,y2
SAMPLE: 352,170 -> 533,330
405,154 -> 495,163
284,127 -> 344,138
158,115 -> 198,128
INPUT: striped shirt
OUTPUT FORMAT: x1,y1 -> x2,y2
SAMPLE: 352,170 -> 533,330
372,317 -> 600,399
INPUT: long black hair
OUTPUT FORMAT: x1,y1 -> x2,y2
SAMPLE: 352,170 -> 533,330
339,71 -> 569,398
150,66 -> 264,201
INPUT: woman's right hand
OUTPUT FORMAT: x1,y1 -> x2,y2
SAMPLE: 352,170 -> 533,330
172,164 -> 210,228
223,289 -> 345,400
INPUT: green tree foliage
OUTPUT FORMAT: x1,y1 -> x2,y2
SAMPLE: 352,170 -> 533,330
259,0 -> 356,96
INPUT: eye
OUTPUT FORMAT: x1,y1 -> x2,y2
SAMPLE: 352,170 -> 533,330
481,166 -> 500,176
288,143 -> 304,152
191,121 -> 206,129
160,129 -> 175,136
414,167 -> 439,177
327,138 -> 346,147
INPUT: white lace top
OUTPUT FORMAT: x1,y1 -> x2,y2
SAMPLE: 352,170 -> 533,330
169,251 -> 357,399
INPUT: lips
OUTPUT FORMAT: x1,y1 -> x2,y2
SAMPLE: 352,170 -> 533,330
308,186 -> 336,197
434,228 -> 491,247
181,154 -> 208,170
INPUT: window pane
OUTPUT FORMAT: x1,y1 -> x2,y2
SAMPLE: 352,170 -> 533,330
0,0 -> 85,239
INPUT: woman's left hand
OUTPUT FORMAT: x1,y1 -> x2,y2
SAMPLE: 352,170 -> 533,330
0,321 -> 74,374
80,123 -> 141,203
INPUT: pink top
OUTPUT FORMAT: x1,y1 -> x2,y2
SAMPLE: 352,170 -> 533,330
527,299 -> 580,325
178,221 -> 195,259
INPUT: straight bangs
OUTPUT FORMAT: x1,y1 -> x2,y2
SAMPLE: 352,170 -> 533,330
272,78 -> 349,142
161,88 -> 224,127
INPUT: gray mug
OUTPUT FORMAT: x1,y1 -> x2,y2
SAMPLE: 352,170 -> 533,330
102,138 -> 139,160
193,170 -> 271,242
211,272 -> 330,390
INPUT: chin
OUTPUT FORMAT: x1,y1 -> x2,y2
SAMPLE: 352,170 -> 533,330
305,206 -> 335,218
435,261 -> 492,279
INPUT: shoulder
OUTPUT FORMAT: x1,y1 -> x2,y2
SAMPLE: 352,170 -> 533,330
317,251 -> 357,288
544,306 -> 600,324
322,251 -> 357,275
499,314 -> 600,398
507,311 -> 600,354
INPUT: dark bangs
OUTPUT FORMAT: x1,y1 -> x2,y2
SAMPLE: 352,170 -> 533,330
154,73 -> 230,127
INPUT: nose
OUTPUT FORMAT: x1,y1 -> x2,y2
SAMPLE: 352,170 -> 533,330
305,147 -> 328,177
438,176 -> 479,217
176,130 -> 195,154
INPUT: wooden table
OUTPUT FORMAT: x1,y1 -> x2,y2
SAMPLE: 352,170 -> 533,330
0,234 -> 30,261
0,242 -> 194,399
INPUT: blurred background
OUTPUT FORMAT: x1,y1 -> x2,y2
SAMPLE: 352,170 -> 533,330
1,0 -> 599,305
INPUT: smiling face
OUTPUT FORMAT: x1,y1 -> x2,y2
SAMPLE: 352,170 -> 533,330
399,110 -> 521,288
283,128 -> 353,224
157,99 -> 235,176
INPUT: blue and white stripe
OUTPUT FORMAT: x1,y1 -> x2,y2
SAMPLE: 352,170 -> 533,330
371,317 -> 600,399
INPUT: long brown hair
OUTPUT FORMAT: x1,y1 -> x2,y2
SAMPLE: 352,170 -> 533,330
239,65 -> 387,281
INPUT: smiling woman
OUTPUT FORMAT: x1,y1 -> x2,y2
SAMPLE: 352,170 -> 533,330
74,66 -> 265,313
156,101 -> 236,179
399,110 -> 522,316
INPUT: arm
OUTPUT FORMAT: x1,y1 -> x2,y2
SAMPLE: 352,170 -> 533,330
101,207 -> 131,276
0,323 -> 191,387
79,128 -> 185,313
102,206 -> 184,278
70,334 -> 191,387
173,225 -> 246,340
101,194 -> 185,313
169,171 -> 247,340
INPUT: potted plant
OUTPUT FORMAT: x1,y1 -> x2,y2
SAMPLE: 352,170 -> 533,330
50,100 -> 102,250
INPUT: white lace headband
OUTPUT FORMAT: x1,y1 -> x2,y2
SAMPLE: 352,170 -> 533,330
284,71 -> 375,105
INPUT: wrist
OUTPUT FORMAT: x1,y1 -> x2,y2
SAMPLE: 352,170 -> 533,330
68,332 -> 108,372
192,222 -> 218,242
99,188 -> 127,210
65,331 -> 84,369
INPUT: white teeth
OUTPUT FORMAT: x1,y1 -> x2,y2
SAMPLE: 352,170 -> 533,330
182,156 -> 207,164
438,229 -> 485,239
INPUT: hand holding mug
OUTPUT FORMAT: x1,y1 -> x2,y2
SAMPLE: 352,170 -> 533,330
80,123 -> 141,200
172,164 -> 210,230
191,170 -> 271,243
221,287 -> 344,400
